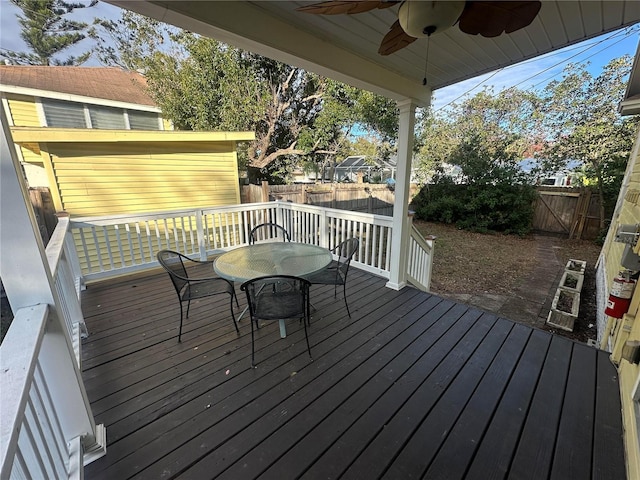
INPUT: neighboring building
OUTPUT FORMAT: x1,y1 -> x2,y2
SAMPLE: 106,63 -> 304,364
597,45 -> 640,479
334,155 -> 403,183
0,66 -> 168,187
519,158 -> 582,186
10,128 -> 254,216
1,66 -> 253,217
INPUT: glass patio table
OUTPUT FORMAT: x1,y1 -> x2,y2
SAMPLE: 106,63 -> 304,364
214,242 -> 333,337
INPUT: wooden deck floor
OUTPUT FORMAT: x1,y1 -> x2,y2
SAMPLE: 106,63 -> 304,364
81,267 -> 625,479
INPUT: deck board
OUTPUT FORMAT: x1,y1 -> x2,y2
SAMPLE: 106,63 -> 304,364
81,267 -> 625,479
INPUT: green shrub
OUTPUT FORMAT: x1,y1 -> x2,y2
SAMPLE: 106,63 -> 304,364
413,182 -> 536,235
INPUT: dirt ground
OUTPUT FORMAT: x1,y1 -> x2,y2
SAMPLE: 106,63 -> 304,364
414,220 -> 603,343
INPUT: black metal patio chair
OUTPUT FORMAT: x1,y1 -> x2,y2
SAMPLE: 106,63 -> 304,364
157,249 -> 239,342
248,223 -> 291,244
241,275 -> 311,367
306,238 -> 359,317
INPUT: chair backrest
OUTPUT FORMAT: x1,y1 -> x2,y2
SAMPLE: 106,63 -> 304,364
249,223 -> 291,245
335,238 -> 359,275
157,250 -> 189,294
241,275 -> 310,321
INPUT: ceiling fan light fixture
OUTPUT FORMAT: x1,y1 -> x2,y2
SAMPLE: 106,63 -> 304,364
398,0 -> 465,38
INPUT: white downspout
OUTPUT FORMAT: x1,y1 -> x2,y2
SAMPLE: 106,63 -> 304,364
386,99 -> 417,290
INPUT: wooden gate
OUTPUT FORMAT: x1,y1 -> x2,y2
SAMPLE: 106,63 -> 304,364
532,187 -> 600,240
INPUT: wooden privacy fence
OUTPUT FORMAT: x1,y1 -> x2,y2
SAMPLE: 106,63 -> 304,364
29,187 -> 57,245
242,182 -> 398,216
532,187 -> 601,240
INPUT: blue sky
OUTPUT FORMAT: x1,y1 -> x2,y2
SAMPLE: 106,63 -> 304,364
1,0 -> 638,112
431,25 -> 640,110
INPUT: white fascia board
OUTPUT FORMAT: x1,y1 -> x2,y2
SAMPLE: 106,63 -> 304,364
0,84 -> 162,113
107,1 -> 432,108
623,43 -> 640,101
619,95 -> 640,116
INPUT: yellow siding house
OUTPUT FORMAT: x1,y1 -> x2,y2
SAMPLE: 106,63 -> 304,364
1,66 -> 254,215
598,47 -> 640,480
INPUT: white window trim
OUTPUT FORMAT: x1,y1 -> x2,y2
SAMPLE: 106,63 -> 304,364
35,98 -> 47,126
83,104 -> 93,128
2,94 -> 28,166
125,108 -> 164,131
1,95 -> 14,127
1,85 -> 161,113
123,110 -> 132,130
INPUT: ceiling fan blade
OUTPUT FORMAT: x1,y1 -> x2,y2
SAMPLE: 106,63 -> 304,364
379,20 -> 417,56
458,1 -> 541,37
297,1 -> 399,15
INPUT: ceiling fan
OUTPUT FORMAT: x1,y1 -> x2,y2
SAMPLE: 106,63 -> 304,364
297,1 -> 542,55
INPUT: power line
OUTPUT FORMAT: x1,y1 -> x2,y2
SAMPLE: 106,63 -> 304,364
433,25 -> 639,112
529,33 -> 638,89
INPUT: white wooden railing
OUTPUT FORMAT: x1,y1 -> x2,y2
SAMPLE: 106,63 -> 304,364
1,219 -> 106,479
1,305 -> 80,479
66,201 -> 432,290
407,221 -> 435,292
46,215 -> 87,346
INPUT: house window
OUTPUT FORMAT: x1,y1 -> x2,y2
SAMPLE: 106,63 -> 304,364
41,99 -> 162,130
90,105 -> 126,129
42,99 -> 87,128
128,110 -> 161,130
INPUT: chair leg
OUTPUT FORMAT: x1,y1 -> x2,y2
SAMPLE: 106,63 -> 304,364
250,316 -> 256,368
303,312 -> 312,360
186,299 -> 191,318
178,302 -> 184,342
343,282 -> 351,318
229,294 -> 239,334
233,288 -> 240,308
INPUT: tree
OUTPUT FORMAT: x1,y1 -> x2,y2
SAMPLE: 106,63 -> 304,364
0,0 -> 96,65
415,87 -> 540,186
93,13 -> 398,182
412,88 -> 541,234
90,10 -> 166,70
540,57 -> 639,228
414,111 -> 457,184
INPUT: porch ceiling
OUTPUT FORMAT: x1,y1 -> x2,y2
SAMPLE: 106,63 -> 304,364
107,1 -> 640,107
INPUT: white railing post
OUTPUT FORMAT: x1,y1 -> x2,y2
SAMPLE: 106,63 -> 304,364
319,206 -> 329,249
196,209 -> 207,260
46,215 -> 88,340
405,213 -> 435,292
275,198 -> 284,232
424,235 -> 435,291
405,210 -> 414,255
63,226 -> 84,294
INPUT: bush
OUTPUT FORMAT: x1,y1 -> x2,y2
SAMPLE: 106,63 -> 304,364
413,182 -> 536,235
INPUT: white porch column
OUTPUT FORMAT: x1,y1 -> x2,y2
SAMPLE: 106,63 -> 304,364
0,111 -> 104,462
386,99 -> 417,290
